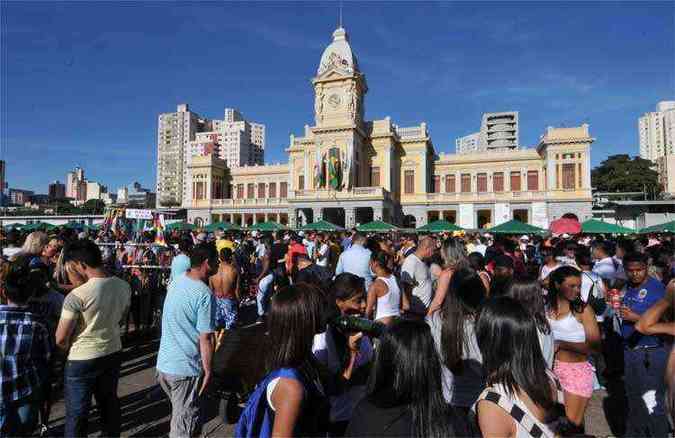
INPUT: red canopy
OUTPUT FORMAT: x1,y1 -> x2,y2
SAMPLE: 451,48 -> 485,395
550,217 -> 581,235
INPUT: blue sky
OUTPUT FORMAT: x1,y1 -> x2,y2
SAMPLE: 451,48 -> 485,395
2,1 -> 673,193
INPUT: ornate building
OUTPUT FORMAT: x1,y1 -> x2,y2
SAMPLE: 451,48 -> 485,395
186,26 -> 593,229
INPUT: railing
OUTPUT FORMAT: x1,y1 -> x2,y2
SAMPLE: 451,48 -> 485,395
395,126 -> 426,138
418,191 -> 549,203
197,198 -> 289,208
293,186 -> 390,201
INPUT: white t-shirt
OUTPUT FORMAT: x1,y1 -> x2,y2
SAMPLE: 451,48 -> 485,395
401,253 -> 433,314
581,270 -> 606,322
539,263 -> 560,281
593,257 -> 617,284
316,243 -> 329,267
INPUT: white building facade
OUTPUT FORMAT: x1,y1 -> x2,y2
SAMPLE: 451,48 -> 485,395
639,101 -> 675,162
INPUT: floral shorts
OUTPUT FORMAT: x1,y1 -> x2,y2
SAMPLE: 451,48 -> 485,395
215,297 -> 238,330
553,360 -> 594,398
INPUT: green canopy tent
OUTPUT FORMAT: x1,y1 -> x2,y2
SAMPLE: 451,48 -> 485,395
581,219 -> 634,235
485,219 -> 547,235
22,222 -> 56,232
205,221 -> 241,232
63,220 -> 86,230
165,221 -> 195,232
356,220 -> 399,233
299,220 -> 344,232
3,223 -> 24,230
85,224 -> 101,231
249,221 -> 287,232
639,220 -> 675,234
417,220 -> 463,233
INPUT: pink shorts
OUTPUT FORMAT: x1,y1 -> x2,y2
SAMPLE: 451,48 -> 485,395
553,360 -> 594,398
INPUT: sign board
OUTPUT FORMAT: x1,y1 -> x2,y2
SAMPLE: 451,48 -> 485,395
125,209 -> 153,220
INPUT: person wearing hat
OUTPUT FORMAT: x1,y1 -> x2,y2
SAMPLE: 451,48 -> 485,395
490,254 -> 514,297
285,234 -> 307,277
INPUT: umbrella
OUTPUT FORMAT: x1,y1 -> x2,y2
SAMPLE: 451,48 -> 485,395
417,220 -> 463,233
639,220 -> 675,234
299,220 -> 344,232
165,221 -> 195,231
550,217 -> 581,235
63,220 -> 85,230
249,221 -> 287,231
205,221 -> 241,232
485,219 -> 547,235
581,219 -> 634,234
356,220 -> 399,232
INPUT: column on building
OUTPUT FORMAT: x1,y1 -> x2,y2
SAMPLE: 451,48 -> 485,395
312,207 -> 323,223
289,208 -> 298,229
373,206 -> 383,221
345,207 -> 356,229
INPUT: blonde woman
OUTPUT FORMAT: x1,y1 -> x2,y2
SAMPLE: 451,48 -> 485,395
427,238 -> 470,315
11,231 -> 49,261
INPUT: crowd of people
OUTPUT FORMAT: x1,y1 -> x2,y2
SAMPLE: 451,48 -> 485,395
0,223 -> 674,437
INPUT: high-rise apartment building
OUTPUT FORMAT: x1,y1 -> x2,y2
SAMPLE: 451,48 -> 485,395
480,111 -> 519,151
639,101 -> 675,162
156,104 -> 266,208
455,132 -> 481,154
48,181 -> 66,200
455,112 -> 519,154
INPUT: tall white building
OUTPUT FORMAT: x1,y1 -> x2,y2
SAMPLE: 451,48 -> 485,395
455,111 -> 519,154
156,104 -> 266,208
639,101 -> 675,162
455,132 -> 481,154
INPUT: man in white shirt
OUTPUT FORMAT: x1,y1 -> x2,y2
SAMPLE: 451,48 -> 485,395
400,236 -> 435,318
592,241 -> 618,288
315,233 -> 330,268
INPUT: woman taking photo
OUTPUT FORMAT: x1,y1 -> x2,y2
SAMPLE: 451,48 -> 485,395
546,266 -> 601,431
427,267 -> 486,415
366,250 -> 401,326
312,273 -> 374,436
236,283 -> 329,437
346,320 -> 459,437
474,296 -> 565,437
507,280 -> 555,369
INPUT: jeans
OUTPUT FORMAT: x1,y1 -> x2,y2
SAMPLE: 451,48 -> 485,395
64,351 -> 122,438
0,392 -> 40,437
157,372 -> 204,438
256,274 -> 274,317
624,346 -> 670,437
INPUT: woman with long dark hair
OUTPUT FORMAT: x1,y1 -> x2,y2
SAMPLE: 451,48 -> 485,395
427,267 -> 486,414
474,296 -> 565,437
345,320 -> 458,437
546,266 -> 600,430
366,250 -> 401,326
236,283 -> 329,437
507,280 -> 555,369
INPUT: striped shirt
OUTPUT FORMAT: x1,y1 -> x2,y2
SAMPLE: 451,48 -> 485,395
0,305 -> 51,402
156,273 -> 215,377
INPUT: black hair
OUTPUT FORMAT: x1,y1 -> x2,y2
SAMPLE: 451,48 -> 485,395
219,248 -> 233,263
190,243 -> 217,269
266,283 -> 325,370
576,251 -> 593,269
622,251 -> 648,266
616,238 -> 635,255
595,240 -> 614,257
547,265 -> 583,315
178,238 -> 193,254
440,267 -> 486,374
368,320 -> 455,438
506,280 -> 550,335
370,249 -> 392,275
3,261 -> 49,304
467,252 -> 486,272
62,239 -> 103,269
331,272 -> 365,302
476,297 -> 556,412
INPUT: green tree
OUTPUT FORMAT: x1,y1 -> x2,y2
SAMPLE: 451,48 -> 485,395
81,199 -> 105,214
591,154 -> 661,196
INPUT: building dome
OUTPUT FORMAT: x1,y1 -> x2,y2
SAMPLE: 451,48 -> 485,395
317,27 -> 359,75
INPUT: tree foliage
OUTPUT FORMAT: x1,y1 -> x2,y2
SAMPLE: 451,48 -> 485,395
81,199 -> 105,214
591,154 -> 661,195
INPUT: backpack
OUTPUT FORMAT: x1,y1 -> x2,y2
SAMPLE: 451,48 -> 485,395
235,368 -> 304,438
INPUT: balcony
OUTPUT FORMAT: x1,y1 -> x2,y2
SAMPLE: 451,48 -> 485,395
192,197 -> 289,209
403,190 -> 550,204
293,186 -> 391,202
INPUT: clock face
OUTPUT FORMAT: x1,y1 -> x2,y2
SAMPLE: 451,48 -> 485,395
328,93 -> 342,108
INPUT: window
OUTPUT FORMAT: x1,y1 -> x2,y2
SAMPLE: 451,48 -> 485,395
404,170 -> 414,194
461,174 -> 471,193
298,175 -> 304,190
237,184 -> 244,199
227,184 -> 233,199
578,163 -> 582,188
527,170 -> 539,191
258,183 -> 265,198
247,183 -> 254,199
510,172 -> 521,192
269,182 -> 277,198
445,175 -> 455,193
433,175 -> 441,193
371,167 -> 380,187
562,163 -> 575,189
280,182 -> 288,198
477,173 -> 487,192
493,172 -> 504,192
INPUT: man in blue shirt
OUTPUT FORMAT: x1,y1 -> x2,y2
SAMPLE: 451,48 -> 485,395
335,233 -> 372,291
156,243 -> 217,438
619,252 -> 669,437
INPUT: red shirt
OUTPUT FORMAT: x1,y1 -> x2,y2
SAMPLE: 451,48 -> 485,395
285,243 -> 308,273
